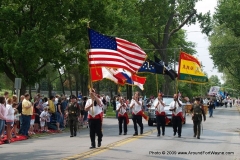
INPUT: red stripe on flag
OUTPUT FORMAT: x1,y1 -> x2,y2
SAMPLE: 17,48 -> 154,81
132,75 -> 146,84
90,67 -> 103,82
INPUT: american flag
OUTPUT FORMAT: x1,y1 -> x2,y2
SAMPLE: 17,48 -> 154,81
88,29 -> 147,73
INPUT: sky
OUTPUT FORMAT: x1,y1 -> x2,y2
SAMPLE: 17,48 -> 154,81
183,0 -> 224,83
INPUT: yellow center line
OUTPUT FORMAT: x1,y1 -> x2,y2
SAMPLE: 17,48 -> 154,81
63,129 -> 157,160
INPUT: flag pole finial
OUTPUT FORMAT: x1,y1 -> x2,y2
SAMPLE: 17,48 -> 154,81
87,21 -> 91,28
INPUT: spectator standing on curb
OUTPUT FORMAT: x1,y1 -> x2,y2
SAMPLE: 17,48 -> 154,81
17,95 -> 24,135
6,98 -> 14,143
0,97 -> 7,142
20,93 -> 33,138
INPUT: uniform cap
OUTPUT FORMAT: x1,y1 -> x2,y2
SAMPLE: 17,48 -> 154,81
70,95 -> 77,99
195,97 -> 200,101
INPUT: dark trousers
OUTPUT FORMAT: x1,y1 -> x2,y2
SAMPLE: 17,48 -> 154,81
156,115 -> 165,134
172,116 -> 182,136
193,120 -> 201,137
18,115 -> 23,134
132,115 -> 143,134
21,115 -> 31,136
69,117 -> 77,135
89,119 -> 103,146
118,116 -> 127,134
209,108 -> 213,117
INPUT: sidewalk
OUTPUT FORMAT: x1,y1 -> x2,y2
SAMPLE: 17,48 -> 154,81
0,129 -> 64,145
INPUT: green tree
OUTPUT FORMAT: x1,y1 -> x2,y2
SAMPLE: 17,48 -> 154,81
135,0 -> 211,93
0,0 -> 116,95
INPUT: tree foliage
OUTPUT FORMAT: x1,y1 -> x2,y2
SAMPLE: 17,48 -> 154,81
210,0 -> 240,91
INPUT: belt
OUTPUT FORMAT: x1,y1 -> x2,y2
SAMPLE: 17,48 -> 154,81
70,111 -> 76,114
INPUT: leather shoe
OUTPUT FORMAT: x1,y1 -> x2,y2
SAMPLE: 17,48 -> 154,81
119,132 -> 122,135
178,135 -> 181,138
157,134 -> 160,137
123,133 -> 127,135
197,137 -> 200,139
162,132 -> 165,136
193,134 -> 196,137
89,146 -> 96,149
70,135 -> 73,137
98,142 -> 101,147
74,133 -> 77,137
133,133 -> 138,136
173,132 -> 176,136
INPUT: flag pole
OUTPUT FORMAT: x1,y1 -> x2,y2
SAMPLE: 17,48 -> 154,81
156,74 -> 158,94
87,23 -> 94,115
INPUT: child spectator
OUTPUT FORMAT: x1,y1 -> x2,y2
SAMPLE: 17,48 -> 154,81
40,107 -> 50,132
29,107 -> 36,135
11,103 -> 20,138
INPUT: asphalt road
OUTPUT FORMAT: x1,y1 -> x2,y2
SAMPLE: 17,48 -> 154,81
1,106 -> 240,160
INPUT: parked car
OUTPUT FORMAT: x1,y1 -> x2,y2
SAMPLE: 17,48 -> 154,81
147,96 -> 186,126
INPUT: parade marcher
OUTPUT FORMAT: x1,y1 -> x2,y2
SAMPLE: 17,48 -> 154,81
207,99 -> 215,118
191,98 -> 206,139
155,93 -> 166,137
116,97 -> 129,135
169,94 -> 183,138
85,88 -> 103,149
130,92 -> 144,136
66,95 -> 81,137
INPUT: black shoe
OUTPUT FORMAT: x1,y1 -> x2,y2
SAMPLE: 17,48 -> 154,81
98,142 -> 101,147
4,140 -> 10,144
119,132 -> 122,135
157,134 -> 160,137
70,135 -> 73,137
123,133 -> 127,135
89,146 -> 96,149
162,132 -> 165,136
173,132 -> 176,136
74,132 -> 77,136
197,137 -> 200,139
193,134 -> 196,137
133,133 -> 138,136
178,135 -> 181,138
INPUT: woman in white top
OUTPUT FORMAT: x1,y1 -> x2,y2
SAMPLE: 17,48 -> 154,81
130,92 -> 143,136
6,98 -> 15,143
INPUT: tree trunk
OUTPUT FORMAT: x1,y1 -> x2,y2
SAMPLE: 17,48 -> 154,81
114,84 -> 118,95
37,82 -> 41,94
47,77 -> 52,97
29,86 -> 32,98
20,84 -> 27,96
58,69 -> 65,95
75,73 -> 79,97
67,71 -> 72,95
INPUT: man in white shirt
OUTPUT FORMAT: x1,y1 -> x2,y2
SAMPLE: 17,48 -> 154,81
169,94 -> 183,138
85,88 -> 103,149
130,92 -> 143,136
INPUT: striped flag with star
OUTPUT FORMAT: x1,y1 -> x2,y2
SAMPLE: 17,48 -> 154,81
88,28 -> 147,73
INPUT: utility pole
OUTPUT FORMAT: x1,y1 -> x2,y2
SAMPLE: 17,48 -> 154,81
174,49 -> 176,93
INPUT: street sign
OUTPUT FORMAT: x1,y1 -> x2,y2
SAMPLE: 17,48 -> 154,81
14,78 -> 22,89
